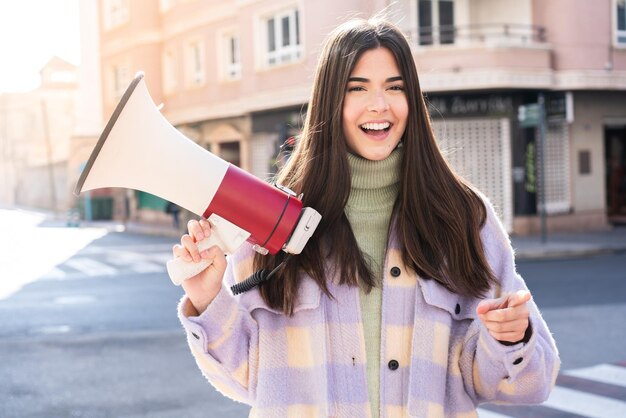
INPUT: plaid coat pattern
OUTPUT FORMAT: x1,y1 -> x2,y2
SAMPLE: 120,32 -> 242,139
178,201 -> 560,417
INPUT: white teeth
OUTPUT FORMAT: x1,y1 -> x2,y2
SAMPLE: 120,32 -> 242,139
361,122 -> 390,131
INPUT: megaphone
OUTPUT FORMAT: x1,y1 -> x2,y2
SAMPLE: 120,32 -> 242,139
75,72 -> 321,289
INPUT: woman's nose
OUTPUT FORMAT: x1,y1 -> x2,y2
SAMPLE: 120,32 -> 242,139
367,92 -> 390,113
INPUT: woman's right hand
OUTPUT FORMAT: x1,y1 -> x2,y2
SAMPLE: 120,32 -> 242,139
172,218 -> 227,314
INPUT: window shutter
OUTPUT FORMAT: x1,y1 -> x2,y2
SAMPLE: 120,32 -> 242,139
432,118 -> 513,231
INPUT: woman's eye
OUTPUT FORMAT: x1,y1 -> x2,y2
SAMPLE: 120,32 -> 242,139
389,85 -> 404,91
347,86 -> 365,92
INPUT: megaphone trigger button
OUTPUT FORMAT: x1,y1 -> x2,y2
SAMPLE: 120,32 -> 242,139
253,245 -> 270,255
304,213 -> 317,229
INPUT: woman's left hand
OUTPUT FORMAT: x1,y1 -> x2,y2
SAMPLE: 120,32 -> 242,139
476,290 -> 532,344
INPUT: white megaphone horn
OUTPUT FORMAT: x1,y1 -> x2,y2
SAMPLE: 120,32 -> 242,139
74,72 -> 321,290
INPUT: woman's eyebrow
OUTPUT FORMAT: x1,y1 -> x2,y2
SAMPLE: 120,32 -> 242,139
348,77 -> 368,82
348,76 -> 403,82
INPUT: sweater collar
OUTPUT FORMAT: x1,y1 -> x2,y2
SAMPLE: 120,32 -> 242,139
347,147 -> 402,190
346,147 -> 402,211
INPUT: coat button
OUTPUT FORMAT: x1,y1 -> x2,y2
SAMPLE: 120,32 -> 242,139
513,357 -> 523,365
390,266 -> 401,277
388,360 -> 399,370
455,304 -> 461,314
191,332 -> 200,340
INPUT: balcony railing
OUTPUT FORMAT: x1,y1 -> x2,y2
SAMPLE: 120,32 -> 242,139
408,23 -> 547,47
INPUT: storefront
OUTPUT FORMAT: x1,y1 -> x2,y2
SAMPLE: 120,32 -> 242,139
426,91 -> 572,234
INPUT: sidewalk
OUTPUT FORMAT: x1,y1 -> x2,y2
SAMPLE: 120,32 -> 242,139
510,226 -> 626,260
0,205 -> 182,239
70,218 -> 182,239
105,218 -> 626,261
4,205 -> 626,260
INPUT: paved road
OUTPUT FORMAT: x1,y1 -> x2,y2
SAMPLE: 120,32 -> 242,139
0,211 -> 251,418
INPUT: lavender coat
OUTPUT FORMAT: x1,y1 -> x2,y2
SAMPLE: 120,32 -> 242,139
178,200 -> 560,417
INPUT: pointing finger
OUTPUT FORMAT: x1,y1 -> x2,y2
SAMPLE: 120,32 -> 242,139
476,295 -> 507,315
508,290 -> 532,308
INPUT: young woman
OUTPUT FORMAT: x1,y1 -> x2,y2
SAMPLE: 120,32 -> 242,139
172,17 -> 560,418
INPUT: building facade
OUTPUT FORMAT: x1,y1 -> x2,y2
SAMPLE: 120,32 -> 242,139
91,0 -> 626,233
0,57 -> 78,213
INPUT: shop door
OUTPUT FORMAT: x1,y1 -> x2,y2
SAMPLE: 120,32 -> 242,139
605,126 -> 626,223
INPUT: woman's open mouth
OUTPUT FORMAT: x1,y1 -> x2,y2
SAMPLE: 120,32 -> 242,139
360,122 -> 392,138
360,121 -> 391,132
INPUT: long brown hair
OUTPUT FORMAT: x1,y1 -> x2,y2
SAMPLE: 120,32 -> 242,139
254,18 -> 496,314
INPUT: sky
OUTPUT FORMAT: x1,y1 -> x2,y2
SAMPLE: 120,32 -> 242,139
0,0 -> 81,93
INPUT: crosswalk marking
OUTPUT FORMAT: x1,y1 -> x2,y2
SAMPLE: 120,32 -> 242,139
477,408 -> 513,418
39,250 -> 168,280
64,257 -> 118,276
44,267 -> 66,279
543,385 -> 626,418
147,252 -> 173,263
476,363 -> 626,418
53,295 -> 97,305
129,262 -> 164,273
564,364 -> 626,389
105,253 -> 164,273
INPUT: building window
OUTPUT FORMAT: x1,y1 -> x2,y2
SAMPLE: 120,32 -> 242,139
222,33 -> 241,79
265,8 -> 301,66
103,0 -> 129,30
186,40 -> 205,87
618,0 -> 626,44
220,141 -> 241,167
112,65 -> 130,100
418,0 -> 455,46
162,49 -> 178,95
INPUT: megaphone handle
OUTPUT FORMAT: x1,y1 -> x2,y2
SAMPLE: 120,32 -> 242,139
166,233 -> 224,286
166,214 -> 251,286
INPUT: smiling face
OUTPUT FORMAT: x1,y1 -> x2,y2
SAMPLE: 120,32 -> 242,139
342,47 -> 408,161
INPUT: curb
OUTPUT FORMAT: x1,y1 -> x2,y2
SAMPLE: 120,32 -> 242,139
514,246 -> 626,261
17,205 -> 624,261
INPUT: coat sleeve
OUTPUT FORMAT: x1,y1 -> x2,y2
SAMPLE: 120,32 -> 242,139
177,250 -> 259,405
460,198 -> 561,405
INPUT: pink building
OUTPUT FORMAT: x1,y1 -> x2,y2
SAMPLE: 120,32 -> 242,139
91,0 -> 626,233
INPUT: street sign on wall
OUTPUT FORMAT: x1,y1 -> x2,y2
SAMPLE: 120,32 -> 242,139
518,92 -> 573,127
518,103 -> 541,128
545,91 -> 574,123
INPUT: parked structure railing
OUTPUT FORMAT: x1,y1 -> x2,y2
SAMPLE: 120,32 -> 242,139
407,23 -> 547,47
